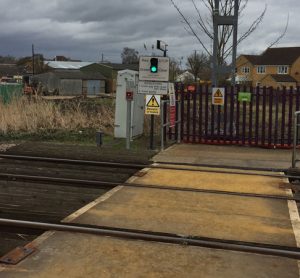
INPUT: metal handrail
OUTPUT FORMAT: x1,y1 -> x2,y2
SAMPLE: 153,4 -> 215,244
292,111 -> 300,168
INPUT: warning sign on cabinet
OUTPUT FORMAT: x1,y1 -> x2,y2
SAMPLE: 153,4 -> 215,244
212,88 -> 225,106
145,95 -> 161,115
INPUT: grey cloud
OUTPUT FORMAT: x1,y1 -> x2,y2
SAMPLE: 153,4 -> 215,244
0,0 -> 299,62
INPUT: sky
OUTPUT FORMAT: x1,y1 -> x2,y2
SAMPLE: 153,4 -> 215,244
0,0 -> 299,65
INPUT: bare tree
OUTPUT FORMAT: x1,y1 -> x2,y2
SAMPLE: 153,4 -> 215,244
170,0 -> 268,64
169,58 -> 182,82
17,54 -> 49,74
186,51 -> 210,81
121,47 -> 139,64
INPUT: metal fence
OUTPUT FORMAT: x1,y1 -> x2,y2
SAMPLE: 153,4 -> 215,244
0,84 -> 23,104
175,84 -> 300,148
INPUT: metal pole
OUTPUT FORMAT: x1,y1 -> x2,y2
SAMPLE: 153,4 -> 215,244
150,115 -> 155,150
161,100 -> 165,151
292,112 -> 300,168
32,44 -> 35,76
126,100 -> 132,150
177,100 -> 181,143
212,0 -> 219,87
231,0 -> 239,86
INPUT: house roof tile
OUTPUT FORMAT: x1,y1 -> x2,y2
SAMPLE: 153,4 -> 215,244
242,47 -> 300,66
270,74 -> 297,83
258,47 -> 300,65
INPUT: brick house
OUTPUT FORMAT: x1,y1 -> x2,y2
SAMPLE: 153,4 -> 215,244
236,47 -> 300,88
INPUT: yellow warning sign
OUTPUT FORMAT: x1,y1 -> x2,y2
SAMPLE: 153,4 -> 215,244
147,95 -> 160,107
214,89 -> 223,98
145,95 -> 161,115
212,88 -> 225,106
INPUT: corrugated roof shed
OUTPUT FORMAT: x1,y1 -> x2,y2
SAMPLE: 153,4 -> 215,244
100,63 -> 139,71
34,70 -> 106,80
45,61 -> 93,70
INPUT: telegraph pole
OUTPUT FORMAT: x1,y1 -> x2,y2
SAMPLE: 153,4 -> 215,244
32,44 -> 35,76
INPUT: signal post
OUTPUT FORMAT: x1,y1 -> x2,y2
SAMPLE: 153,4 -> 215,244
138,41 -> 170,150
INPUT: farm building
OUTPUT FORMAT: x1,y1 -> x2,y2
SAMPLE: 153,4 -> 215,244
33,70 -> 106,96
43,61 -> 138,94
83,63 -> 139,94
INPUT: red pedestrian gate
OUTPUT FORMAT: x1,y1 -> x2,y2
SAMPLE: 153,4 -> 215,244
173,84 -> 300,148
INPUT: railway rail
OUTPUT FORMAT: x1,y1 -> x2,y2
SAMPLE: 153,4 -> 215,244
0,171 -> 297,201
0,218 -> 300,260
0,153 -> 296,179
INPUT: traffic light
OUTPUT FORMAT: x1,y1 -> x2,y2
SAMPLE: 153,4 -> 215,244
150,58 -> 158,73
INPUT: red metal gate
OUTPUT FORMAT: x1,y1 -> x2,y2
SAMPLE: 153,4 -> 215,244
174,84 -> 300,148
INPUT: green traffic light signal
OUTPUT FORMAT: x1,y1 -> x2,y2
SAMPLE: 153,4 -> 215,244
151,66 -> 157,73
150,58 -> 158,73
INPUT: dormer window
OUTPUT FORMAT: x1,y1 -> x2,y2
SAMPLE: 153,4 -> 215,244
277,66 -> 288,74
257,66 -> 266,74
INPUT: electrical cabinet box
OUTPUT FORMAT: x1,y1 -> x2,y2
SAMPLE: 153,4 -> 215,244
114,70 -> 145,138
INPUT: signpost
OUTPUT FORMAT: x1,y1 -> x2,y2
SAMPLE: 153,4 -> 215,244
169,83 -> 176,127
212,88 -> 225,106
139,41 -> 170,150
125,83 -> 134,150
138,81 -> 168,95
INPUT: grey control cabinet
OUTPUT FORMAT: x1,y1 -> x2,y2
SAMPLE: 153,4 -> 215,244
114,70 -> 145,138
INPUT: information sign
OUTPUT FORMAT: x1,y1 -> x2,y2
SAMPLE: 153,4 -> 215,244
138,81 -> 168,95
238,92 -> 251,102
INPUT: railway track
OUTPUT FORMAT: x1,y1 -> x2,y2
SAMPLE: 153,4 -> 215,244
0,152 -> 149,257
0,171 -> 297,201
0,152 -> 298,264
0,153 -> 295,179
1,218 -> 300,260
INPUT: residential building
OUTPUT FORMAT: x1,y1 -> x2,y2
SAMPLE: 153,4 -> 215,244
236,47 -> 300,88
175,71 -> 196,82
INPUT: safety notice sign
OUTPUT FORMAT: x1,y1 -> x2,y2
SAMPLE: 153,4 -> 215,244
212,88 -> 225,106
145,95 -> 161,115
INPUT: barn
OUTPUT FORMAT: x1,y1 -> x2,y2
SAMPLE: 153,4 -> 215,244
33,70 -> 106,96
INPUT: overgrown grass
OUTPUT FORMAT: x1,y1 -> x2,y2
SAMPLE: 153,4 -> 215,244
0,97 -> 115,138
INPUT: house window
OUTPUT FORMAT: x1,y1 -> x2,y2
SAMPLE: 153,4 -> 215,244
277,66 -> 288,74
241,67 -> 250,74
257,66 -> 266,74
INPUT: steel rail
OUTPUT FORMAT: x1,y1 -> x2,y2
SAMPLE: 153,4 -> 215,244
154,160 -> 285,173
0,218 -> 299,259
0,172 -> 297,201
0,154 -> 147,169
0,153 -> 289,179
